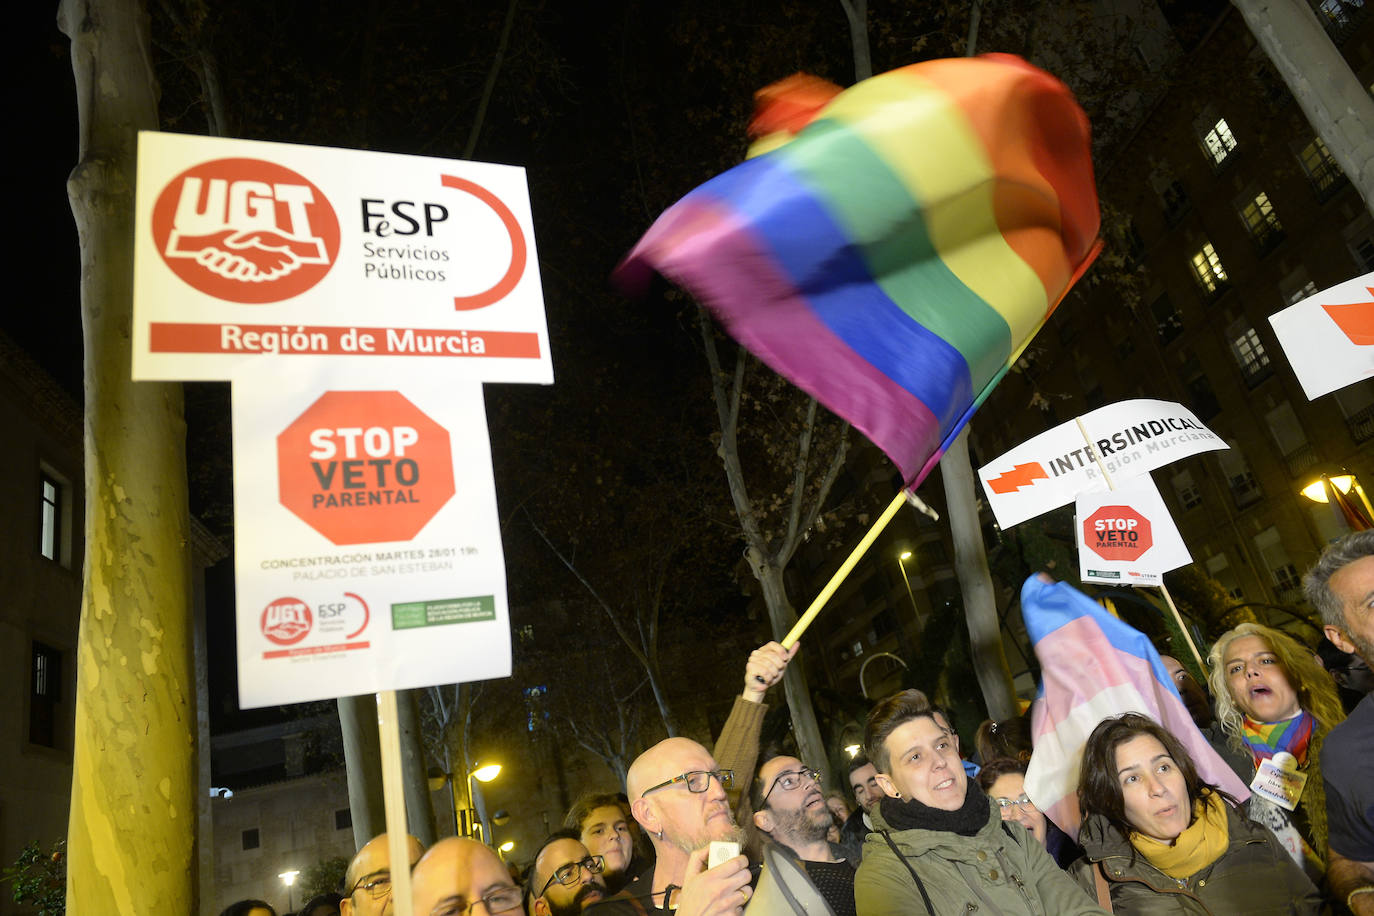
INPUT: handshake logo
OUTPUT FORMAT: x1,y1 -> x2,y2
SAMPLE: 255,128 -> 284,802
152,158 -> 341,303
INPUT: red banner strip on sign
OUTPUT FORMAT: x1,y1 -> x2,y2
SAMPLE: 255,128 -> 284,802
262,640 -> 371,660
149,322 -> 541,358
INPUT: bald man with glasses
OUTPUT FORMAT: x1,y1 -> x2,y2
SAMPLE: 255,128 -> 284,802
751,755 -> 856,916
588,738 -> 752,916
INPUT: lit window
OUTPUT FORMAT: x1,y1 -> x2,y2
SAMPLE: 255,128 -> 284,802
1202,117 -> 1238,165
40,475 -> 60,561
1189,242 -> 1228,294
1228,319 -> 1272,384
1297,136 -> 1344,196
1238,192 -> 1283,249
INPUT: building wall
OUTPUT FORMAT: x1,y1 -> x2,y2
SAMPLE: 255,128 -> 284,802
972,4 -> 1374,635
210,771 -> 355,914
0,335 -> 84,916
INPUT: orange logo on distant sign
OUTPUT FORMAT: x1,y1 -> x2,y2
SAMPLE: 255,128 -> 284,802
1322,288 -> 1374,346
151,158 -> 340,303
987,462 -> 1048,494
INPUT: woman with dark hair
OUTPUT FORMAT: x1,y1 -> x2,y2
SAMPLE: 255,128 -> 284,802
1207,622 -> 1346,879
218,901 -> 276,916
1073,713 -> 1319,914
976,757 -> 1081,868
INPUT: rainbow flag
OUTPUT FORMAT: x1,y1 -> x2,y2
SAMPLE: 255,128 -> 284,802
616,54 -> 1101,485
1021,576 -> 1250,840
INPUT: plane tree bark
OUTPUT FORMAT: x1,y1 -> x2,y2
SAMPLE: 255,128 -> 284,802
60,0 -> 197,910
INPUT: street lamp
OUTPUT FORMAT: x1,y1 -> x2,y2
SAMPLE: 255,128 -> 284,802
897,550 -> 922,625
1301,473 -> 1374,530
465,762 -> 503,842
279,870 -> 300,913
843,743 -> 861,758
498,840 -> 515,860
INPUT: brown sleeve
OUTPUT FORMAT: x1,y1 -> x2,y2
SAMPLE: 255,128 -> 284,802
713,695 -> 767,818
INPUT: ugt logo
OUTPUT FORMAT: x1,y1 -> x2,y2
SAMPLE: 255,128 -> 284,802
261,597 -> 314,646
151,158 -> 340,303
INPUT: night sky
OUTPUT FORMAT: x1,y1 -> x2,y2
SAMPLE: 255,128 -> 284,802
10,0 -> 1216,736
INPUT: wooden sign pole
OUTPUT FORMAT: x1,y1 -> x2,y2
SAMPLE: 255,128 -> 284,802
378,690 -> 415,916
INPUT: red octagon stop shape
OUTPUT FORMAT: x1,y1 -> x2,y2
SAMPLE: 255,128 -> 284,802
1083,505 -> 1153,563
277,391 -> 455,545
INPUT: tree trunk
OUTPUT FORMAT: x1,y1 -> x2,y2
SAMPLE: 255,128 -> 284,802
398,689 -> 438,846
60,0 -> 197,911
1232,0 -> 1374,214
939,429 -> 1018,720
339,694 -> 387,848
757,563 -> 830,787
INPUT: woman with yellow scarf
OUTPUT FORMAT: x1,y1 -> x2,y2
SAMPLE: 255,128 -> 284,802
1072,714 -> 1320,914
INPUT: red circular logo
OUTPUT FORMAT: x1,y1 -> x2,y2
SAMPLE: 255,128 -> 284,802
151,158 -> 340,303
261,597 -> 314,645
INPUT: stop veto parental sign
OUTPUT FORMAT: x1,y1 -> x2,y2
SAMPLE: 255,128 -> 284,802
1083,505 -> 1152,563
277,390 -> 455,545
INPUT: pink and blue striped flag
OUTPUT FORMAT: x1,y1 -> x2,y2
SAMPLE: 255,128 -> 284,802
615,54 -> 1101,486
1021,576 -> 1250,840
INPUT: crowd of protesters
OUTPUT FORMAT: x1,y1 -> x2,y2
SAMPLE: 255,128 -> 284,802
221,529 -> 1374,916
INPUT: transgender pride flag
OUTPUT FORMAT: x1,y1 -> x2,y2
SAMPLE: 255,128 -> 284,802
1021,576 -> 1250,840
616,54 -> 1100,487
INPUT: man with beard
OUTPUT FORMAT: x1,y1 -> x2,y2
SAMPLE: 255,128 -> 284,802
588,737 -> 753,916
531,831 -> 608,915
1305,530 -> 1374,916
339,833 -> 425,916
853,689 -> 1102,916
751,755 -> 855,916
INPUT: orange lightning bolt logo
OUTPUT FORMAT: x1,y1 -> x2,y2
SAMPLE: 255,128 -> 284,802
1322,286 -> 1374,346
987,462 -> 1049,494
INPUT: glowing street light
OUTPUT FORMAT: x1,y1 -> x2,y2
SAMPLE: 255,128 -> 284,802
498,840 -> 516,859
897,550 -> 922,625
472,763 -> 502,783
843,743 -> 861,758
279,870 -> 300,912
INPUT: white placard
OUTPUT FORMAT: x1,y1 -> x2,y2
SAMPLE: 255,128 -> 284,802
1075,475 -> 1191,587
1269,272 -> 1374,400
977,399 -> 1227,529
231,365 -> 510,708
134,131 -> 552,383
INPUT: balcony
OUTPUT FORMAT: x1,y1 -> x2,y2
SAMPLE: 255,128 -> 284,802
1282,442 -> 1319,478
1347,404 -> 1374,443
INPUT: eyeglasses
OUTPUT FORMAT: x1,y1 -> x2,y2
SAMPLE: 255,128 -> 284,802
429,885 -> 524,916
762,766 -> 821,805
539,855 -> 605,896
347,871 -> 393,900
994,794 -> 1034,811
640,769 -> 734,797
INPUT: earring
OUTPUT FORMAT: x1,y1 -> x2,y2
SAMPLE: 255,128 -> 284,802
656,829 -> 664,840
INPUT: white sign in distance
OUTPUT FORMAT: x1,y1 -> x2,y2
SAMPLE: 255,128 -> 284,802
231,364 -> 511,708
1075,475 -> 1192,587
1269,272 -> 1373,400
977,399 -> 1227,529
133,131 -> 553,384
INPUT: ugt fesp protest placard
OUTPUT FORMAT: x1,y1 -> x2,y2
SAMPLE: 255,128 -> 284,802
977,399 -> 1228,529
231,366 -> 510,708
133,131 -> 552,384
1075,475 -> 1191,587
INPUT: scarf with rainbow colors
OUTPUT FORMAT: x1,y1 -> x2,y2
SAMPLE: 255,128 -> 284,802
1241,709 -> 1316,766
